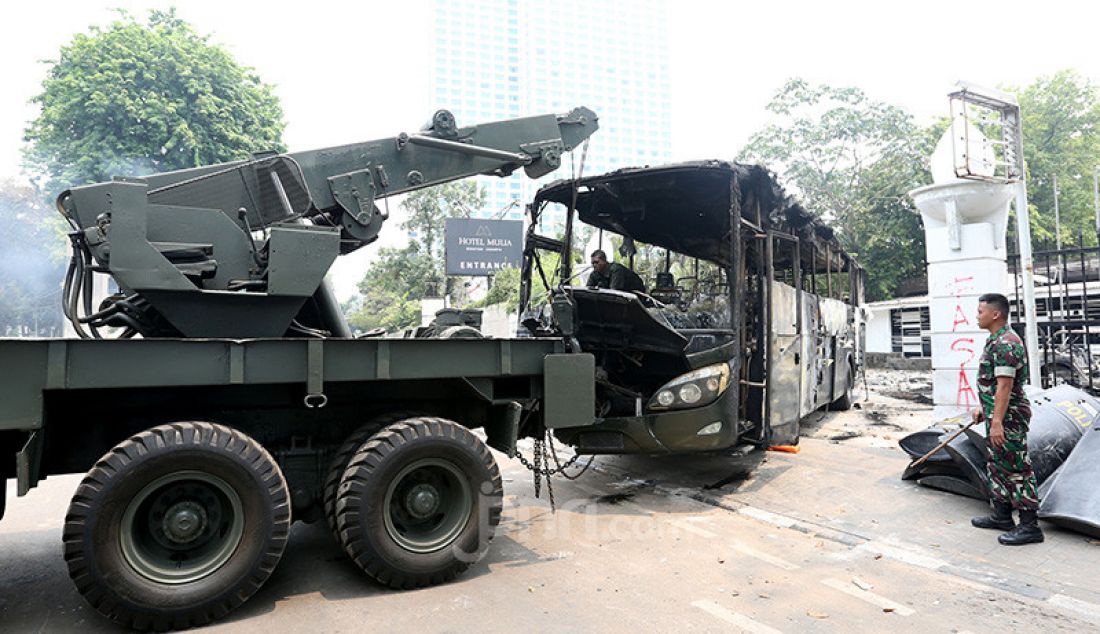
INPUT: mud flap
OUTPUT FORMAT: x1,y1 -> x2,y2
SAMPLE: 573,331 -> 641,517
544,353 -> 595,429
16,430 -> 42,496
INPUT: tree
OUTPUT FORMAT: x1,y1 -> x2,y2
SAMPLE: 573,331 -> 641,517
0,179 -> 66,336
738,79 -> 937,301
23,9 -> 285,193
400,181 -> 486,297
347,181 -> 486,333
1010,70 -> 1100,247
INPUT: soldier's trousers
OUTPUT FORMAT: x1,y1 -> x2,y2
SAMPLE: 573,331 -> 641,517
986,420 -> 1040,512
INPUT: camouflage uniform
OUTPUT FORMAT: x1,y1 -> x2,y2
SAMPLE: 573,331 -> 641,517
976,325 -> 1039,511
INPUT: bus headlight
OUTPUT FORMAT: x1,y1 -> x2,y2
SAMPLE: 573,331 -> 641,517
648,363 -> 731,411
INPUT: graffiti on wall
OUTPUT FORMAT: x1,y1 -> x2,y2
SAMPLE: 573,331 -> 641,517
947,275 -> 977,409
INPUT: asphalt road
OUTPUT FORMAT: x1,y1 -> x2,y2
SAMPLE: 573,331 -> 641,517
4,424 -> 1100,633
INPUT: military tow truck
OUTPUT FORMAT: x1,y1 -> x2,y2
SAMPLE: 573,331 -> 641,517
0,108 -> 599,630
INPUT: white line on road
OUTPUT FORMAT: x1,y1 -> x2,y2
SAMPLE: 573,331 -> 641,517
736,506 -> 797,529
729,543 -> 800,571
850,541 -> 948,571
821,578 -> 915,616
691,599 -> 785,634
667,519 -> 718,538
1049,594 -> 1100,621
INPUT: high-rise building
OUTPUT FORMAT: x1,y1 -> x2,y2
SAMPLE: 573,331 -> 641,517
429,0 -> 672,229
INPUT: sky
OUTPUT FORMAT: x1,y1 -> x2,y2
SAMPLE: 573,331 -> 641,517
3,0 -> 1100,296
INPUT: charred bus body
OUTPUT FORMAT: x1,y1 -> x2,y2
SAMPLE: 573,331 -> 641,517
520,161 -> 865,454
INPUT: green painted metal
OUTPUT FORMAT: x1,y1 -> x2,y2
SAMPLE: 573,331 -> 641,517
119,470 -> 245,584
383,458 -> 472,553
58,108 -> 598,338
543,353 -> 596,429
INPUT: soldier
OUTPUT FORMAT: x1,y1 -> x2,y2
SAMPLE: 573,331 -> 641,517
586,249 -> 645,292
970,292 -> 1043,545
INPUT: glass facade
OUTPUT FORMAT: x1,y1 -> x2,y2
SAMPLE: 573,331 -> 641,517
429,0 -> 672,229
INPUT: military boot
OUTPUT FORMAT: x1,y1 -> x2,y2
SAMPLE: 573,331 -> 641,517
998,510 -> 1044,545
971,501 -> 1015,531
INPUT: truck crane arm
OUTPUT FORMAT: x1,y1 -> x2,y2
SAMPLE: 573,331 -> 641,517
57,107 -> 598,339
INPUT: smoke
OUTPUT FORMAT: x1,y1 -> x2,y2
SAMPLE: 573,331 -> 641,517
0,177 -> 66,336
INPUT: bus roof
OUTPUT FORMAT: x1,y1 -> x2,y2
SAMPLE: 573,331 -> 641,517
532,160 -> 853,269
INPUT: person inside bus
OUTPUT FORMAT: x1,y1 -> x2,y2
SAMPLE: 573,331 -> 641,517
587,249 -> 645,292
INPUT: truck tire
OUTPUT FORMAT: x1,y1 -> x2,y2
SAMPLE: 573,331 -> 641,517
63,422 -> 291,631
322,410 -> 423,543
335,417 -> 502,589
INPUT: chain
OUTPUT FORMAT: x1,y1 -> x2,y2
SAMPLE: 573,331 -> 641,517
512,431 -> 596,512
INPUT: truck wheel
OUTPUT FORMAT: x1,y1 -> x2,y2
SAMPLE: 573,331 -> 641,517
335,417 -> 502,589
830,364 -> 854,411
322,411 -> 423,543
63,422 -> 291,631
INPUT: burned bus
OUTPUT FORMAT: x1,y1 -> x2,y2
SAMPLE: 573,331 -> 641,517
519,161 -> 865,454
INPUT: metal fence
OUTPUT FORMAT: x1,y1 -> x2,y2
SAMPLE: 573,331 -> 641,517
1008,234 -> 1100,393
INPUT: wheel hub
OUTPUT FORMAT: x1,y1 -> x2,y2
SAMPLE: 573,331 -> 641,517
405,484 -> 441,519
162,501 -> 207,543
120,471 -> 244,585
383,458 -> 473,553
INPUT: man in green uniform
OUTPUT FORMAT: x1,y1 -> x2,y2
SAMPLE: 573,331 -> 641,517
970,293 -> 1043,545
586,250 -> 645,292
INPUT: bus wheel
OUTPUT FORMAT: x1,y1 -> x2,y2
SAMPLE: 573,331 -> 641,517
335,417 -> 503,589
322,411 -> 424,544
63,422 -> 291,631
830,364 -> 854,411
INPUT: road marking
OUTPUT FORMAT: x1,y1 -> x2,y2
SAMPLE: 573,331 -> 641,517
1049,594 -> 1100,620
729,542 -> 800,571
667,519 -> 718,538
691,599 -> 784,634
821,578 -> 915,616
737,506 -> 797,528
850,541 -> 948,570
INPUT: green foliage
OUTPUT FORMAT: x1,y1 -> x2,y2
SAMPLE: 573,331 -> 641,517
470,267 -> 521,312
347,182 -> 486,332
400,181 -> 485,297
739,79 -> 936,301
0,179 -> 66,335
1010,70 -> 1100,247
23,9 -> 285,192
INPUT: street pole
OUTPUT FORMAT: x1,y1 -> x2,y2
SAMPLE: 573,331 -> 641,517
1094,166 -> 1100,242
1014,177 -> 1042,387
1053,173 -> 1061,251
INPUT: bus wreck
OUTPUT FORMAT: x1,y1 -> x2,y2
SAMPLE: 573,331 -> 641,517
520,161 -> 866,454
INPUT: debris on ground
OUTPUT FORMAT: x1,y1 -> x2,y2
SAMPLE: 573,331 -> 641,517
898,384 -> 1100,539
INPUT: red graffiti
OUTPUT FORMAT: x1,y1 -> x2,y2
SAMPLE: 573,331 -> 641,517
950,337 -> 976,365
956,370 -> 976,409
951,304 -> 971,331
949,275 -> 974,297
950,337 -> 977,408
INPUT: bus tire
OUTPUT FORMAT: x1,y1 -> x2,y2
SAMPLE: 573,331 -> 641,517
63,422 -> 290,631
335,417 -> 502,589
830,364 -> 854,411
322,411 -> 423,543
